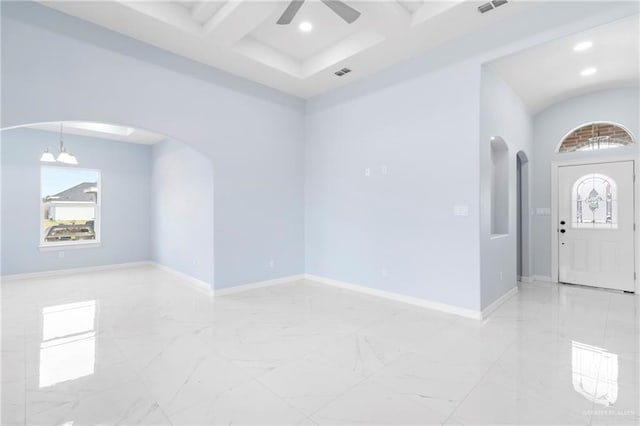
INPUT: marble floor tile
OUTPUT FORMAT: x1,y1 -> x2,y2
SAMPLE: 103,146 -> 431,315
1,266 -> 638,425
167,379 -> 308,425
257,352 -> 367,415
311,374 -> 459,425
25,379 -> 171,425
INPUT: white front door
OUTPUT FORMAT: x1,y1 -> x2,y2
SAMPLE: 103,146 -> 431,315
558,161 -> 635,292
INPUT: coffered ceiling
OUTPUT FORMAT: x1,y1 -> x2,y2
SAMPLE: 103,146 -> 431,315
38,0 -> 535,98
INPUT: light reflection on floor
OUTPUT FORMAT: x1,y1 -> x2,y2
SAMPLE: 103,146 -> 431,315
571,340 -> 618,406
39,300 -> 97,388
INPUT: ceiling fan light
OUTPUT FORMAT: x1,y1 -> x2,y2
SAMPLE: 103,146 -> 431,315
299,21 -> 312,32
277,0 -> 360,25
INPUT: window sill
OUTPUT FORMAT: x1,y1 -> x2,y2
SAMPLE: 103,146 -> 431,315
489,233 -> 509,240
39,242 -> 102,251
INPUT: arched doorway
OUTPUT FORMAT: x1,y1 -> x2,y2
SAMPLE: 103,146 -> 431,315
551,122 -> 636,292
0,121 -> 214,288
516,151 -> 530,281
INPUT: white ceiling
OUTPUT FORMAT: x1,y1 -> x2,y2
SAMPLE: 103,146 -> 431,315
38,0 -> 536,98
488,16 -> 640,113
26,122 -> 167,145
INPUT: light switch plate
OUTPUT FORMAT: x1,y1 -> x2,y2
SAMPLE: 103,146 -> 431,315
454,205 -> 469,216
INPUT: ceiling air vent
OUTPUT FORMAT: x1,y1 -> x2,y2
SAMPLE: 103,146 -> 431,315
334,67 -> 352,77
478,0 -> 507,14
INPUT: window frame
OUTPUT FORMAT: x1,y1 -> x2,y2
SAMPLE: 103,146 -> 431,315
557,121 -> 635,153
39,166 -> 102,250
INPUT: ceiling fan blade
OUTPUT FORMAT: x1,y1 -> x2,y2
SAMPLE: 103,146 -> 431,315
276,0 -> 305,25
321,0 -> 361,24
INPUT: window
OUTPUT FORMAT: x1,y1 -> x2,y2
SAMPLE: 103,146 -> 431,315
559,122 -> 634,153
571,173 -> 617,229
41,167 -> 101,247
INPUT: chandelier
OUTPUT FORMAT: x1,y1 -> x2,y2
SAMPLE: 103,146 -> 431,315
40,122 -> 78,165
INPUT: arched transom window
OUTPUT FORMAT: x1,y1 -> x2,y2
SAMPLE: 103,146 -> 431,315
572,173 -> 617,229
559,123 -> 634,153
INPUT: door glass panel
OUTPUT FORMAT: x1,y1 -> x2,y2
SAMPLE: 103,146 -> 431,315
571,173 -> 617,229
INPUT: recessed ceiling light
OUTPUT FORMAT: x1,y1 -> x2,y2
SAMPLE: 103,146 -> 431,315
580,67 -> 597,77
573,41 -> 593,52
299,21 -> 312,32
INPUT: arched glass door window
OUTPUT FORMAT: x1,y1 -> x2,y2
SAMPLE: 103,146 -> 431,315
571,173 -> 617,229
559,123 -> 634,153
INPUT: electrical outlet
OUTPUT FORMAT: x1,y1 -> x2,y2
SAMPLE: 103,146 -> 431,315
364,168 -> 371,177
269,259 -> 275,269
500,271 -> 503,281
382,268 -> 389,278
381,165 -> 388,175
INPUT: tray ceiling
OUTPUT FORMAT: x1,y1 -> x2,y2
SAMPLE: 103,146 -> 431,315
38,0 -> 534,98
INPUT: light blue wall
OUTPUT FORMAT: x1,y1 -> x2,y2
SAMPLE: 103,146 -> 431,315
301,1 -> 637,311
1,128 -> 151,275
305,60 -> 483,310
2,0 -> 638,305
479,68 -> 533,309
151,139 -> 214,286
531,87 -> 640,278
1,1 -> 305,288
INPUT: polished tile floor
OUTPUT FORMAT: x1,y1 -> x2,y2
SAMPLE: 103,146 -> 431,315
1,265 -> 638,425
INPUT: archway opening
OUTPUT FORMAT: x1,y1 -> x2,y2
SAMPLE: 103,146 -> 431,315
490,137 -> 509,236
0,121 -> 214,288
516,150 -> 530,281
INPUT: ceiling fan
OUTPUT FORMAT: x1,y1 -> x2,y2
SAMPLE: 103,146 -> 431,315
276,0 -> 361,25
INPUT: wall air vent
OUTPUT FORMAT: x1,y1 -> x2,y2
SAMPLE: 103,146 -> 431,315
334,67 -> 352,77
478,0 -> 507,14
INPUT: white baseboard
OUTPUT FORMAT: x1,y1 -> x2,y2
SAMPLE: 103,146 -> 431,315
1,261 -> 153,282
1,263 -> 519,321
481,286 -> 519,319
519,275 -> 533,283
150,262 -> 213,297
532,275 -> 554,282
304,274 -> 483,320
215,274 -> 305,296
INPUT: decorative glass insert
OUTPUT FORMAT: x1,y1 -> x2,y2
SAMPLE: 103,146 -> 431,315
559,123 -> 634,153
571,173 -> 617,229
